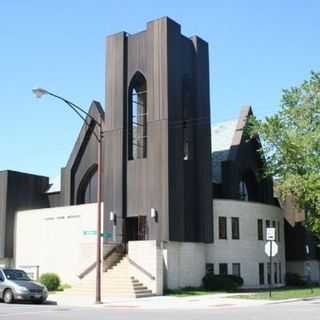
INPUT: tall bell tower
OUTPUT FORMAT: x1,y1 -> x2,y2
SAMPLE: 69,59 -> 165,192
103,17 -> 213,244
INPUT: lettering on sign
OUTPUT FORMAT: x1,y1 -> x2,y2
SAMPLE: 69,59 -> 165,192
266,227 -> 276,241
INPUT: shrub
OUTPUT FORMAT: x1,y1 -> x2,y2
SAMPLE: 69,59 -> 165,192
285,273 -> 306,287
39,273 -> 61,291
202,274 -> 243,291
227,275 -> 244,286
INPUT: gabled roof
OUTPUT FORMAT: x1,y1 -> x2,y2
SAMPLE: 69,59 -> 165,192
211,119 -> 238,155
65,101 -> 104,169
211,106 -> 252,183
211,119 -> 238,183
46,175 -> 61,193
44,100 -> 104,195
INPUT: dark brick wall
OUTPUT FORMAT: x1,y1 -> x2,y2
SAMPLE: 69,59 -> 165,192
0,171 -> 49,258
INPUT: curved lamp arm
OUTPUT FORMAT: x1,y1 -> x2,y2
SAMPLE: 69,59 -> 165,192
32,87 -> 101,141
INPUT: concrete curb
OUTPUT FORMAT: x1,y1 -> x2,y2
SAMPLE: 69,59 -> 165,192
47,293 -> 320,309
268,296 -> 320,305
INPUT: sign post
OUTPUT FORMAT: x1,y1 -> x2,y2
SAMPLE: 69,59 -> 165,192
269,240 -> 272,298
265,228 -> 277,298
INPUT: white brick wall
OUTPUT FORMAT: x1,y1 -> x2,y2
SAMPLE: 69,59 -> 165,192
163,242 -> 206,289
14,203 -> 102,284
206,200 -> 286,288
128,240 -> 163,295
162,200 -> 286,290
13,199 -> 287,291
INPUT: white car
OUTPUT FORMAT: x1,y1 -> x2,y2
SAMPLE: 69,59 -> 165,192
0,268 -> 48,304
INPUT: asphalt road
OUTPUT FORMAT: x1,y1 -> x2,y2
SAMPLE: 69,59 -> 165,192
0,300 -> 319,319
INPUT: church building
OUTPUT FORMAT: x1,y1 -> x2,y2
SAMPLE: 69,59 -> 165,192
1,17 -> 303,297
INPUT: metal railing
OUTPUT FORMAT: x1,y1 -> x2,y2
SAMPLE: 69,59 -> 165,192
78,244 -> 124,279
127,258 -> 155,280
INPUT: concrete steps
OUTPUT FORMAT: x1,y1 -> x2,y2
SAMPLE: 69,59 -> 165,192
64,256 -> 153,298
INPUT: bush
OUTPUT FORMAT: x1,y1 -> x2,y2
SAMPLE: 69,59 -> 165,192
285,273 -> 306,287
202,274 -> 243,291
39,273 -> 61,291
227,275 -> 244,286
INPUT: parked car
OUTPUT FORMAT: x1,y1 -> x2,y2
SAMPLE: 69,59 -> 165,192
0,268 -> 48,304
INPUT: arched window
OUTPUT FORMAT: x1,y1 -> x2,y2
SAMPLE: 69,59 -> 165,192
76,164 -> 98,204
128,72 -> 147,160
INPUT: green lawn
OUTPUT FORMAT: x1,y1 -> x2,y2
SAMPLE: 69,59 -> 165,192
164,287 -> 223,297
164,286 -> 320,299
235,287 -> 320,300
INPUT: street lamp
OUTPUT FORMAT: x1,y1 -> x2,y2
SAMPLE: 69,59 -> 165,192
32,87 -> 103,304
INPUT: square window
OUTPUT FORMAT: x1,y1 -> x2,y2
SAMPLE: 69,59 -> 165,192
206,263 -> 214,274
258,219 -> 263,240
232,263 -> 241,277
219,217 -> 227,239
266,220 -> 270,229
274,262 -> 278,284
232,217 -> 240,240
272,220 -> 276,236
219,263 -> 228,275
259,263 -> 265,285
267,263 -> 271,285
279,263 -> 282,283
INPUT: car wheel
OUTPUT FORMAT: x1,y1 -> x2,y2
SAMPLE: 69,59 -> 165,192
3,289 -> 14,304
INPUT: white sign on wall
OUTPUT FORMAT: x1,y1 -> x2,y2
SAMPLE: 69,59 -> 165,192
266,227 -> 276,241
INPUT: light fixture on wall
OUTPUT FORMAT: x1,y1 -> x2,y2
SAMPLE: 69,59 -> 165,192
110,211 -> 116,222
151,208 -> 158,222
305,244 -> 310,255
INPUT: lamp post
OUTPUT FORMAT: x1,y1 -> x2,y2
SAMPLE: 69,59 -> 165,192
32,88 -> 103,304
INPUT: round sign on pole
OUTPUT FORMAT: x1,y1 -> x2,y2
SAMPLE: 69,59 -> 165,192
265,241 -> 278,257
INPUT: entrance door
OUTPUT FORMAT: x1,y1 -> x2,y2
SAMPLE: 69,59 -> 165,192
125,217 -> 138,242
124,216 -> 147,242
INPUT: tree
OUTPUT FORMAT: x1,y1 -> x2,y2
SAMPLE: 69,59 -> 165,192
248,71 -> 320,234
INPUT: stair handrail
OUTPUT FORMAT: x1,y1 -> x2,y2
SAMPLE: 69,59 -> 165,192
127,257 -> 156,280
78,244 -> 124,279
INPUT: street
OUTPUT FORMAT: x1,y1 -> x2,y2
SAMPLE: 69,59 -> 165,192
0,299 -> 319,320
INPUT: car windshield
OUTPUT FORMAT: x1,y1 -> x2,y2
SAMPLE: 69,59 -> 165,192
3,269 -> 31,281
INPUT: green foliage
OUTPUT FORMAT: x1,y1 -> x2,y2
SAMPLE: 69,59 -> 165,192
235,286 -> 320,300
247,71 -> 320,234
285,272 -> 306,287
39,273 -> 61,291
227,275 -> 244,286
202,274 -> 243,291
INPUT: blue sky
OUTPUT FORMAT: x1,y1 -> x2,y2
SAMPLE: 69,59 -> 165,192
0,1 -> 319,178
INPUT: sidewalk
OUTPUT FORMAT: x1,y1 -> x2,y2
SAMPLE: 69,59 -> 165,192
47,292 -> 271,309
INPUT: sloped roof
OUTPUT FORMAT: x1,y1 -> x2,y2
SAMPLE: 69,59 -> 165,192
44,101 -> 104,196
211,106 -> 252,183
46,175 -> 61,193
211,119 -> 238,183
211,119 -> 238,153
